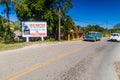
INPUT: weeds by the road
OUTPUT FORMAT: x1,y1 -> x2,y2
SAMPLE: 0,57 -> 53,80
0,39 -> 67,51
0,42 -> 33,51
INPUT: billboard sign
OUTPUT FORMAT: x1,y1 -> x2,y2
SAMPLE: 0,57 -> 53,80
22,22 -> 47,37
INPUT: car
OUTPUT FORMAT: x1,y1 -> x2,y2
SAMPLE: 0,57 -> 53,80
84,32 -> 102,42
108,33 -> 120,42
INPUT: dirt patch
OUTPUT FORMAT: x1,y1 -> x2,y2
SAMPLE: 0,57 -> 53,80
114,62 -> 120,80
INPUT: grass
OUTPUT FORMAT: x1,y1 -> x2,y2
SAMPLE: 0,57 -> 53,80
0,40 -> 65,51
0,42 -> 32,51
0,38 -> 72,51
0,40 -> 51,51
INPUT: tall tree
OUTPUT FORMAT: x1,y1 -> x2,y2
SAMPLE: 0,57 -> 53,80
15,0 -> 45,21
62,16 -> 75,39
52,0 -> 72,40
15,0 -> 73,40
0,0 -> 14,38
53,0 -> 72,17
0,16 -> 5,38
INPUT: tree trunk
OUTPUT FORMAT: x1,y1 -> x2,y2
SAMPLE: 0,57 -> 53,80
6,3 -> 11,38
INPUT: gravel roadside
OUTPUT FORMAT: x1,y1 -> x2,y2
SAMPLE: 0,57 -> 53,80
114,62 -> 120,80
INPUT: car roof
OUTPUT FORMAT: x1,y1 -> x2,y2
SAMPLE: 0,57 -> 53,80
89,31 -> 100,33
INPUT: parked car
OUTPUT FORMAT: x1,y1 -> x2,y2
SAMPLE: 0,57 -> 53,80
108,33 -> 120,42
84,32 -> 102,42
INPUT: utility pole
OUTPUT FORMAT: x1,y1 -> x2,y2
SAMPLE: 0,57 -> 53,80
106,21 -> 109,36
58,7 -> 61,41
106,21 -> 108,29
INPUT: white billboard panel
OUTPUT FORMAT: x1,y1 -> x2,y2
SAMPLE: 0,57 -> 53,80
22,22 -> 47,37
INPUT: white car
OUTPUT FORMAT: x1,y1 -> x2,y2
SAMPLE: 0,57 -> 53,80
109,33 -> 120,41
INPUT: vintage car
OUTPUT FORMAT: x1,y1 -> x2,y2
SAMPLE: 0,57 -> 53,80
84,32 -> 102,42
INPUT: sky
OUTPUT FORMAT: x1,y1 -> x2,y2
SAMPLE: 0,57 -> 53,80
0,0 -> 120,28
68,0 -> 120,28
0,5 -> 18,22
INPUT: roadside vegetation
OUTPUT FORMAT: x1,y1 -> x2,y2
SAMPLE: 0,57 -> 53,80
0,39 -> 62,51
0,42 -> 29,51
0,0 -> 120,50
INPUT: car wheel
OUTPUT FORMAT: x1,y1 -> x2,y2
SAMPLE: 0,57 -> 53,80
93,39 -> 96,42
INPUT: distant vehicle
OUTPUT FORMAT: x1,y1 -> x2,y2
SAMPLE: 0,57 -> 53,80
84,32 -> 102,42
108,33 -> 120,42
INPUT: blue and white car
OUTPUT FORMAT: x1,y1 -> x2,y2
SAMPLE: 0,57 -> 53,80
84,32 -> 102,42
109,33 -> 120,41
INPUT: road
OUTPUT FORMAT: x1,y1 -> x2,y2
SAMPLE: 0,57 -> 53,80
0,38 -> 120,80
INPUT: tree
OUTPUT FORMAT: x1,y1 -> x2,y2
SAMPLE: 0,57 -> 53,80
0,16 -> 5,38
85,24 -> 95,32
62,16 -> 75,39
15,0 -> 73,40
94,25 -> 105,32
82,24 -> 106,36
0,0 -> 15,39
109,23 -> 120,33
53,0 -> 72,17
15,0 -> 46,21
114,23 -> 120,29
76,25 -> 81,30
52,0 -> 72,40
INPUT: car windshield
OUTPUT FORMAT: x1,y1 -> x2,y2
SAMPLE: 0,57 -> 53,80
112,34 -> 119,36
87,33 -> 95,35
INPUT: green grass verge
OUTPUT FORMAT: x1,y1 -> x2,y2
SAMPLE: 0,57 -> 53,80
0,41 -> 61,51
0,39 -> 69,51
0,42 -> 33,51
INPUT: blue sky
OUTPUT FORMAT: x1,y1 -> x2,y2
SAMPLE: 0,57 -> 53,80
68,0 -> 120,28
0,0 -> 120,28
0,5 -> 18,22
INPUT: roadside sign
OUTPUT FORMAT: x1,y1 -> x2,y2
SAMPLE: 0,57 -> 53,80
22,22 -> 47,37
22,22 -> 47,42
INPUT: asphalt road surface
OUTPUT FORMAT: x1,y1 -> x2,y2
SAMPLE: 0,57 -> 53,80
0,38 -> 120,80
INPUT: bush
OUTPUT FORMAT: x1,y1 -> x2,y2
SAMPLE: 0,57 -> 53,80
46,38 -> 56,41
3,31 -> 15,43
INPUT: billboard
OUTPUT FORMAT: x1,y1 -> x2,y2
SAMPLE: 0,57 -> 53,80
22,22 -> 47,37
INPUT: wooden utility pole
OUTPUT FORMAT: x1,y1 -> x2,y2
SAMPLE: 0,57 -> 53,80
58,7 -> 61,41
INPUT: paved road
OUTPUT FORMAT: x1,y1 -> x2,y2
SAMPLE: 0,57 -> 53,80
0,38 -> 120,80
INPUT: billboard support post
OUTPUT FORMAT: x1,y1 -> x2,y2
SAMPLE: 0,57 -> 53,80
41,37 -> 44,41
26,37 -> 29,42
